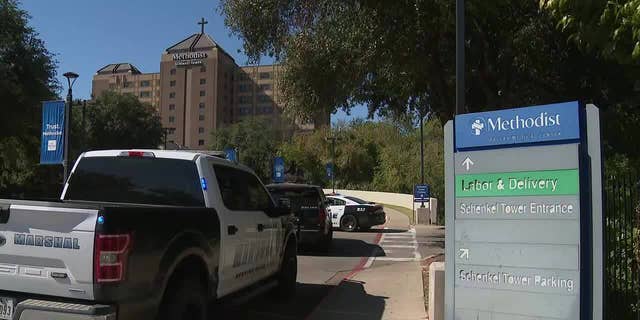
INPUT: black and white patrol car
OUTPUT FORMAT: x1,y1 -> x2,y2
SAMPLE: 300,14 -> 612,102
326,195 -> 386,232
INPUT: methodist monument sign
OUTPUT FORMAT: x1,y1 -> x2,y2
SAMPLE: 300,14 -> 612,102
444,101 -> 603,320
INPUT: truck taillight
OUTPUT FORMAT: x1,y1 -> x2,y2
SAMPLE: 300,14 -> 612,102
318,208 -> 327,224
94,233 -> 131,283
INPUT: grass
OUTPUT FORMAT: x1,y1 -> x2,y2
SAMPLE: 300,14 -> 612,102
379,203 -> 415,225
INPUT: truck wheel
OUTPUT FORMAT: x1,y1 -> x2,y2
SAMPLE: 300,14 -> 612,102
274,241 -> 297,299
340,215 -> 358,232
159,272 -> 207,320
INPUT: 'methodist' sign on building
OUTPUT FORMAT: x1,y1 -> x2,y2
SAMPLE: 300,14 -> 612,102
444,101 -> 604,320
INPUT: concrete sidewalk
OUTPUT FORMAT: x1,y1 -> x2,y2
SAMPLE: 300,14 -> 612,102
307,208 -> 431,320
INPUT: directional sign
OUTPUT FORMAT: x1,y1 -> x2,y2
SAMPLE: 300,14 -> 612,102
444,102 -> 604,320
414,184 -> 430,202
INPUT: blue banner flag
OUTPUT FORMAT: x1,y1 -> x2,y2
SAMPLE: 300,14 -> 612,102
40,100 -> 66,165
326,163 -> 334,179
454,101 -> 580,150
224,147 -> 237,163
273,157 -> 285,183
414,184 -> 430,202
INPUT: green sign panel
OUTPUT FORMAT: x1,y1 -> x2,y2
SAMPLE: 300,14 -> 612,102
455,169 -> 579,197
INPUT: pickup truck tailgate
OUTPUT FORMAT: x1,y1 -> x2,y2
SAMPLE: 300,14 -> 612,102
0,202 -> 98,300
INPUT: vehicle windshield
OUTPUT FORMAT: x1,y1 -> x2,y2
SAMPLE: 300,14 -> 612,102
64,156 -> 205,206
344,196 -> 370,204
268,188 -> 320,210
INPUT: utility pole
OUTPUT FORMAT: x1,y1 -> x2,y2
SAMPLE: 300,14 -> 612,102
456,0 -> 465,115
326,134 -> 340,194
62,72 -> 79,184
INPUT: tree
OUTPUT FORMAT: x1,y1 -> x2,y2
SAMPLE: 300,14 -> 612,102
85,91 -> 163,151
0,0 -> 58,194
210,116 -> 285,182
221,1 -> 640,121
541,0 -> 640,64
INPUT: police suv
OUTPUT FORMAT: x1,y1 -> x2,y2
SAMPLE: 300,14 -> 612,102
0,150 -> 297,320
326,195 -> 386,232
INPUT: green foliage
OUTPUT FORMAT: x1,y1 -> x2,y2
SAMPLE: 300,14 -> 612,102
85,91 -> 164,151
278,118 -> 445,220
0,0 -> 57,196
221,1 -> 640,123
210,116 -> 286,182
542,0 -> 640,64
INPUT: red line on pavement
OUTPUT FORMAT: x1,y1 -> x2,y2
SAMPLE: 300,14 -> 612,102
304,225 -> 386,320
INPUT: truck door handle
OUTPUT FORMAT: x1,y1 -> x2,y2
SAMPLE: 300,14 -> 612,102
227,225 -> 238,235
257,224 -> 264,232
0,206 -> 9,224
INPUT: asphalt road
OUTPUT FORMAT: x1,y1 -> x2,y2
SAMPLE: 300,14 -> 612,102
216,229 -> 384,319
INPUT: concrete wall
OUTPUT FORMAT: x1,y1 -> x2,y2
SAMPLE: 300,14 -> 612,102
323,189 -> 434,211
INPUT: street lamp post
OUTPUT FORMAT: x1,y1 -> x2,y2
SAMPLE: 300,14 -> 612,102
419,106 -> 430,208
456,0 -> 465,115
62,72 -> 79,184
326,133 -> 341,194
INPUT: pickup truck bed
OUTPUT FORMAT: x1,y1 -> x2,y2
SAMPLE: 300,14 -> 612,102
0,198 -> 220,319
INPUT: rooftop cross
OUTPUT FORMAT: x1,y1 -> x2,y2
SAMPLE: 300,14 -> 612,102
198,17 -> 208,34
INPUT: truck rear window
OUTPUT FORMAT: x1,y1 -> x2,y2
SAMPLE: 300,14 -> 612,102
64,156 -> 205,206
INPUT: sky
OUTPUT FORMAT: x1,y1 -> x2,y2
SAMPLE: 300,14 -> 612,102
20,0 -> 370,123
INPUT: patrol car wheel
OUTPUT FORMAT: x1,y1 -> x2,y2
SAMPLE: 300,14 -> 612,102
159,272 -> 207,320
275,241 -> 297,299
340,215 -> 358,232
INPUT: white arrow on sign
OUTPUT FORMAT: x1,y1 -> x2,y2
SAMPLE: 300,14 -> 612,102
459,248 -> 469,260
461,157 -> 474,171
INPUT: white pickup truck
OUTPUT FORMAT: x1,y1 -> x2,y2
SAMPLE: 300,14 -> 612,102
0,149 -> 297,320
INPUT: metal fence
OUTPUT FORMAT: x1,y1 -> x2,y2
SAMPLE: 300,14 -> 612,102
604,176 -> 640,319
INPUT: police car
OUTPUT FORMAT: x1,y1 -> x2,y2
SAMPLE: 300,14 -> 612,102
326,194 -> 386,232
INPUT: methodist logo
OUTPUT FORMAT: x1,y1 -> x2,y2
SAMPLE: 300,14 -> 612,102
455,101 -> 580,149
484,112 -> 561,133
471,119 -> 485,136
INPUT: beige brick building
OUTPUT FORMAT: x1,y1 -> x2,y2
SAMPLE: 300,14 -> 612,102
92,21 -> 328,149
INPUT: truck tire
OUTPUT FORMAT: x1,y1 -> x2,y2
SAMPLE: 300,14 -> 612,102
159,272 -> 207,320
340,215 -> 358,232
274,241 -> 297,299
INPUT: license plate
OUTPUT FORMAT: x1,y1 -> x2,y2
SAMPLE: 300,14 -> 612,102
0,297 -> 14,320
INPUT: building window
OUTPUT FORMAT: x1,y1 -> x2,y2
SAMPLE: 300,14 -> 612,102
199,102 -> 205,109
263,106 -> 274,114
200,91 -> 205,97
224,72 -> 228,79
140,80 -> 150,87
198,127 -> 205,134
167,128 -> 176,135
239,73 -> 250,81
200,66 -> 206,73
109,84 -> 115,89
169,104 -> 175,111
239,96 -> 251,104
140,91 -> 150,98
123,82 -> 131,88
259,72 -> 271,79
259,84 -> 272,91
170,68 -> 176,75
169,92 -> 176,99
258,95 -> 270,103
199,115 -> 205,121
198,139 -> 205,146
200,78 -> 206,85
239,84 -> 250,92
239,107 -> 252,115
223,95 -> 228,101
169,116 -> 175,123
170,80 -> 176,87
